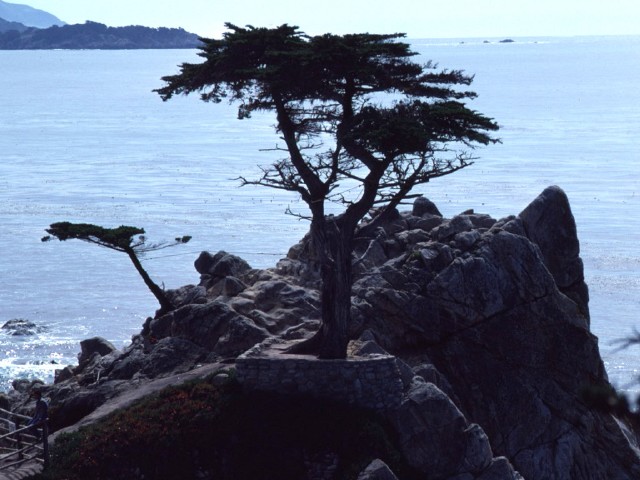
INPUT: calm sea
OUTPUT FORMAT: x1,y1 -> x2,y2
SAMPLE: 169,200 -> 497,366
0,36 -> 639,394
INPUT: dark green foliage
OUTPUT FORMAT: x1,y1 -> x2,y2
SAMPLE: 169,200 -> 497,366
43,222 -> 191,313
43,222 -> 145,250
156,23 -> 499,358
42,222 -> 191,253
38,377 -> 417,480
155,24 -> 498,208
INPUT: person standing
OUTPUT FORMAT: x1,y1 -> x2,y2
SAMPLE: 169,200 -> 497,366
27,388 -> 48,437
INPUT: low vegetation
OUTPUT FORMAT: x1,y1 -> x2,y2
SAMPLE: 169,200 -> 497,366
33,375 -> 417,480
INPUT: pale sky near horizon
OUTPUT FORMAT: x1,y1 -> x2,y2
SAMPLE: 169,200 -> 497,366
15,0 -> 640,39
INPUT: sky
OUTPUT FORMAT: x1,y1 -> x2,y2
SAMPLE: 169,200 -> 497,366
15,0 -> 640,39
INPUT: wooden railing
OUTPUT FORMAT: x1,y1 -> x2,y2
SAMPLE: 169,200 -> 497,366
0,408 -> 49,472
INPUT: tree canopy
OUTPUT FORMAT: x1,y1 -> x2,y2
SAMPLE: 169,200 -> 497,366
156,23 -> 499,358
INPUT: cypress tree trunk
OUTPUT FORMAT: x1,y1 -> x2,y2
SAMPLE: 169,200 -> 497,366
316,224 -> 353,359
124,247 -> 175,314
288,216 -> 353,359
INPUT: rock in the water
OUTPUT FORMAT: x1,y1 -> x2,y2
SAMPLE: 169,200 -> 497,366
2,318 -> 43,336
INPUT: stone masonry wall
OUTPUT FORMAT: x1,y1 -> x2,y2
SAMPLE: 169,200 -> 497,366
236,343 -> 404,410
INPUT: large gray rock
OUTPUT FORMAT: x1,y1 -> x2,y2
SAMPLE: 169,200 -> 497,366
78,337 -> 117,360
136,337 -> 208,378
519,185 -> 589,320
195,250 -> 252,291
412,196 -> 443,217
386,380 -> 522,479
145,300 -> 271,358
77,337 -> 118,368
351,188 -> 640,479
229,279 -> 321,332
166,284 -> 207,307
387,381 -> 467,474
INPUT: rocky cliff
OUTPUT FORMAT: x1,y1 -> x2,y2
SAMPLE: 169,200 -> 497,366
11,186 -> 640,479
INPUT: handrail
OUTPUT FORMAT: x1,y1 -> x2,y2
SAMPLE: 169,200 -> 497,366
0,406 -> 49,471
0,424 -> 36,442
0,408 -> 30,422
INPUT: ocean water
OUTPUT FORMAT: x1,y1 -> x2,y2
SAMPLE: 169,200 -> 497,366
0,36 -> 638,395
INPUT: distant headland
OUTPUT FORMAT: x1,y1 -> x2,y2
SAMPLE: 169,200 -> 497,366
0,1 -> 200,49
0,20 -> 201,49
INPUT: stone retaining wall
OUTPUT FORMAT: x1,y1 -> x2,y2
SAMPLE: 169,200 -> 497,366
236,344 -> 403,410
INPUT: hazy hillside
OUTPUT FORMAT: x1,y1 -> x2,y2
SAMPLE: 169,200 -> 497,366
0,0 -> 65,28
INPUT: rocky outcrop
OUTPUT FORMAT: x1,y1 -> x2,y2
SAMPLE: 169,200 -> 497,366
344,186 -> 639,479
519,185 -> 590,320
388,379 -> 522,479
77,337 -> 118,366
16,186 -> 640,479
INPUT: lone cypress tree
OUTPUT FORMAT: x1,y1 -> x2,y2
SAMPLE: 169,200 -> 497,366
43,222 -> 191,314
156,24 -> 499,358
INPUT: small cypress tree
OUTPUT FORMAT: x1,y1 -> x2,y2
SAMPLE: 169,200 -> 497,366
43,222 -> 191,314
